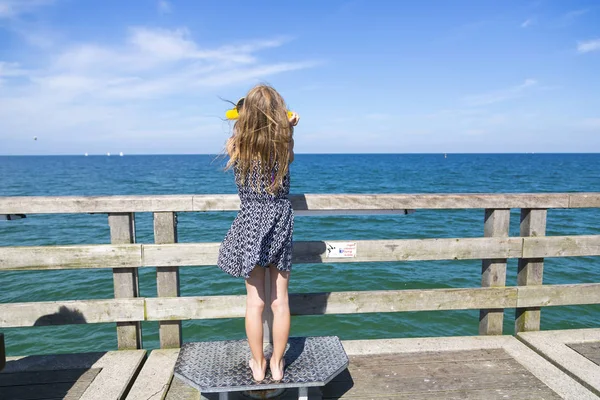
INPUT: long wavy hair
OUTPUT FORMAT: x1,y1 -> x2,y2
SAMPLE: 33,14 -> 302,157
226,84 -> 293,193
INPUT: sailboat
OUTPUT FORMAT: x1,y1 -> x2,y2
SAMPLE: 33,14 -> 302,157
119,152 -> 124,157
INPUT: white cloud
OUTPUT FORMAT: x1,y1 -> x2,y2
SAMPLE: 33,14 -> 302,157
577,39 -> 600,54
129,27 -> 202,61
0,0 -> 60,48
521,18 -> 534,28
158,0 -> 171,14
463,79 -> 537,106
0,61 -> 26,76
0,25 -> 317,153
192,62 -> 318,87
563,9 -> 588,21
0,0 -> 52,19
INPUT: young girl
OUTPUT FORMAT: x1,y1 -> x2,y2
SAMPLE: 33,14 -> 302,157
217,84 -> 299,382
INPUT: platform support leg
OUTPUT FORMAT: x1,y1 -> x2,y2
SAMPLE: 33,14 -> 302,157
298,387 -> 308,400
219,392 -> 229,400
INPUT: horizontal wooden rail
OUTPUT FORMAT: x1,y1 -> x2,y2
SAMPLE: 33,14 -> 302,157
145,288 -> 518,320
522,236 -> 600,258
517,284 -> 600,307
0,299 -> 144,327
144,237 -> 524,267
2,284 -> 599,328
2,236 -> 600,271
0,244 -> 141,271
1,193 -> 600,214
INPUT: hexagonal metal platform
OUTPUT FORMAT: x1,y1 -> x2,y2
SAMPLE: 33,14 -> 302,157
174,336 -> 348,396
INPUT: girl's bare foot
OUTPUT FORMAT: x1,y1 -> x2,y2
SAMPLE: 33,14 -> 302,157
270,358 -> 285,382
249,358 -> 267,382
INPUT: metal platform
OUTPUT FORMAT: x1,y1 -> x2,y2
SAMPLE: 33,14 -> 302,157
174,336 -> 348,398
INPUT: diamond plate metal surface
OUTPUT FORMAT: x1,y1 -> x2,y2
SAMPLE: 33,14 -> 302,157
174,336 -> 348,393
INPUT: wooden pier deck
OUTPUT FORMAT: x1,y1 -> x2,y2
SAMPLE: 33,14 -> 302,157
2,332 -> 599,399
2,193 -> 600,399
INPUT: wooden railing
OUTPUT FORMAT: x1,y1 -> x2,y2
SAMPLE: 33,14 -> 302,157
1,193 -> 599,350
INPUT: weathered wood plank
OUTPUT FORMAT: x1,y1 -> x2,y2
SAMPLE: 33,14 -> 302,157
1,193 -> 590,214
5,234 -> 600,272
517,284 -> 600,307
515,209 -> 547,334
154,212 -> 182,349
3,350 -> 146,400
0,244 -> 142,271
568,343 -> 600,367
323,381 -> 560,400
515,210 -> 546,334
322,389 -> 560,400
0,333 -> 5,372
523,235 -> 600,258
1,283 -> 595,328
0,195 -> 195,214
145,287 -> 518,320
165,376 -> 201,400
0,237 -> 528,271
109,212 -> 142,350
0,299 -> 145,328
143,237 -> 524,267
343,335 -> 597,399
337,356 -> 535,381
126,349 -> 179,400
192,192 -> 574,211
0,367 -> 100,387
343,349 -> 513,367
290,193 -> 571,210
569,193 -> 600,208
142,242 -> 220,267
0,379 -> 95,400
294,237 -> 524,263
479,209 -> 510,335
290,288 -> 518,315
322,353 -> 560,398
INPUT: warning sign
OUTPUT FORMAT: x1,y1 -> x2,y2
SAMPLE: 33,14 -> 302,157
325,242 -> 357,258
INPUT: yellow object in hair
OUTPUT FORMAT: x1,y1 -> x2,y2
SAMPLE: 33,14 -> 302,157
225,108 -> 294,120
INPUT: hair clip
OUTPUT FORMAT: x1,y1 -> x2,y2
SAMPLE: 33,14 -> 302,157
225,97 -> 295,120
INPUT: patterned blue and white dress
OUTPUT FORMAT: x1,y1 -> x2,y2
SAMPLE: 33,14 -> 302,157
217,162 -> 294,278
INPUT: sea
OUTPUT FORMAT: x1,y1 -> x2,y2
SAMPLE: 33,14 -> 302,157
1,154 -> 599,356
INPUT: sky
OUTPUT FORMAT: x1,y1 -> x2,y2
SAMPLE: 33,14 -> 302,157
0,0 -> 599,155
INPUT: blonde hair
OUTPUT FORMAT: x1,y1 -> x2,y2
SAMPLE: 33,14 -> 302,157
226,84 -> 293,193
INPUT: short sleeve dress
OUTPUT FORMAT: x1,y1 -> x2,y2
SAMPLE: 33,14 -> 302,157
217,162 -> 294,278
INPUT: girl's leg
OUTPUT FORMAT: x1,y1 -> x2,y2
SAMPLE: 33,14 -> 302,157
245,266 -> 267,381
269,265 -> 290,381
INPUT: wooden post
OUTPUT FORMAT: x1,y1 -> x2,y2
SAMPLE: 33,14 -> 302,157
109,213 -> 142,350
263,268 -> 274,344
154,212 -> 182,348
479,209 -> 510,335
0,333 -> 6,372
515,208 -> 547,334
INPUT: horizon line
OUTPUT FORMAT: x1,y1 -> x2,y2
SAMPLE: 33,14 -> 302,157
1,152 -> 600,157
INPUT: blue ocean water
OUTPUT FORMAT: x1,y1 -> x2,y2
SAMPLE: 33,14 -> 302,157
1,154 -> 599,356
